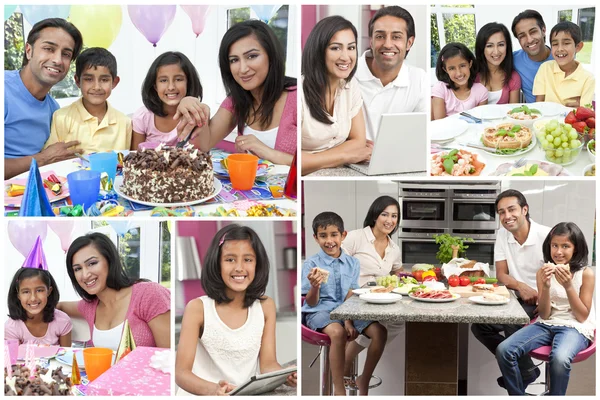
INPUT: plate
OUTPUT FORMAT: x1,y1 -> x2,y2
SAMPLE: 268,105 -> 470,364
430,119 -> 468,142
469,295 -> 510,305
352,288 -> 373,295
359,292 -> 402,304
582,163 -> 595,176
212,159 -> 272,177
392,284 -> 419,295
114,176 -> 222,207
532,101 -> 567,117
55,350 -> 86,370
477,133 -> 537,157
430,149 -> 487,176
491,159 -> 571,176
468,105 -> 509,120
408,293 -> 460,303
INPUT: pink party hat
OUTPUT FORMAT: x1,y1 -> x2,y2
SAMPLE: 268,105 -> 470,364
19,158 -> 54,217
21,236 -> 48,270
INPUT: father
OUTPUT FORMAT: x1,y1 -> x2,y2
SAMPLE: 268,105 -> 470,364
471,189 -> 551,389
355,6 -> 426,141
511,10 -> 553,103
4,18 -> 83,179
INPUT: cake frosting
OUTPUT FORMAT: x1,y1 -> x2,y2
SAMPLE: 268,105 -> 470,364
121,144 -> 214,203
4,365 -> 73,396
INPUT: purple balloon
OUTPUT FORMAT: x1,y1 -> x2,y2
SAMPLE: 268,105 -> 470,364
128,5 -> 176,47
8,220 -> 48,258
181,5 -> 211,37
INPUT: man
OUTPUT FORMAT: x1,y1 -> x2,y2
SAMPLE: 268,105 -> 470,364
471,189 -> 551,390
355,6 -> 426,141
4,18 -> 84,179
511,10 -> 553,103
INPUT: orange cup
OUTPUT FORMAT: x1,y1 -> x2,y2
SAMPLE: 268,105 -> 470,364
83,347 -> 113,381
227,154 -> 259,190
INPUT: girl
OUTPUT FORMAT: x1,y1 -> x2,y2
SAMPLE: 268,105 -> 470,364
5,267 -> 72,346
131,51 -> 203,150
431,42 -> 488,120
496,222 -> 595,395
475,23 -> 521,104
175,224 -> 297,395
58,233 -> 170,350
175,20 -> 296,166
300,15 -> 371,175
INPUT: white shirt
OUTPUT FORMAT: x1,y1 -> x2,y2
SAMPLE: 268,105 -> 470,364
244,125 -> 278,149
342,226 -> 402,287
494,219 -> 551,290
355,50 -> 427,141
487,89 -> 502,105
92,321 -> 124,351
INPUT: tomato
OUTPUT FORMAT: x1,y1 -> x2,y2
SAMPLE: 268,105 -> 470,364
413,270 -> 424,282
423,275 -> 437,282
459,276 -> 471,286
475,278 -> 486,285
565,111 -> 577,125
493,283 -> 499,287
448,275 -> 459,287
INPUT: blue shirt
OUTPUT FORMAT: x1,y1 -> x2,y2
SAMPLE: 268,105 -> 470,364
4,70 -> 60,158
513,48 -> 553,103
301,249 -> 360,313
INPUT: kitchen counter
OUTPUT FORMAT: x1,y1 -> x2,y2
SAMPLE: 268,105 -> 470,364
305,166 -> 425,177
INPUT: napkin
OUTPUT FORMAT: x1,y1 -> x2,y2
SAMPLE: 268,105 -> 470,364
19,159 -> 55,216
149,350 -> 171,374
441,258 -> 491,278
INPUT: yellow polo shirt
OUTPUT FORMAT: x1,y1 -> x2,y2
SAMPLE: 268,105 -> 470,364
46,98 -> 132,153
533,60 -> 595,106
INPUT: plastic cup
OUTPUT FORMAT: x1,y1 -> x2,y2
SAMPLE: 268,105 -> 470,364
5,339 -> 18,365
67,170 -> 101,212
227,154 -> 259,190
83,347 -> 113,381
89,152 -> 118,184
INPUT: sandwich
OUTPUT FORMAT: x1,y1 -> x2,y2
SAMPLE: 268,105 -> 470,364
371,285 -> 394,293
482,293 -> 506,302
544,263 -> 570,273
472,283 -> 495,293
312,267 -> 330,283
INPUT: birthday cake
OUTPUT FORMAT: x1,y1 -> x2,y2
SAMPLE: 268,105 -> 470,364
121,144 -> 214,203
4,365 -> 73,396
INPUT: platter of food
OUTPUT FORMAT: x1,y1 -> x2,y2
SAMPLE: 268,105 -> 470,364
430,149 -> 486,176
409,289 -> 460,303
480,123 -> 537,156
491,160 -> 570,177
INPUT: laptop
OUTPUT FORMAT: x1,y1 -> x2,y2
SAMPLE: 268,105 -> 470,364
347,113 -> 427,175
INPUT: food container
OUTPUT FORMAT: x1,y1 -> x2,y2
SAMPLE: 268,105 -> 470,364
506,110 -> 542,128
587,140 -> 595,163
540,137 -> 584,165
583,163 -> 595,176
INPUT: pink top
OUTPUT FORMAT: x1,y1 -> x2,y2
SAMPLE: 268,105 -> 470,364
132,107 -> 178,146
77,282 -> 170,347
475,70 -> 521,104
4,309 -> 72,345
431,81 -> 489,117
220,86 -> 297,155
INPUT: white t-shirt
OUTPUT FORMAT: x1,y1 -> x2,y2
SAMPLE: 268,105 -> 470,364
494,219 -> 551,290
487,89 -> 502,105
355,50 -> 427,141
244,125 -> 278,149
92,321 -> 124,351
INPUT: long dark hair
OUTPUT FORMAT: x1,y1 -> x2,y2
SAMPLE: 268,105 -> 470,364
363,196 -> 401,236
475,23 -> 514,88
8,268 -> 59,323
435,42 -> 477,91
218,20 -> 295,133
542,222 -> 589,274
302,15 -> 358,125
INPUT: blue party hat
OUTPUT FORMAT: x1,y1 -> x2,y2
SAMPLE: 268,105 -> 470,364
21,236 -> 48,270
19,158 -> 54,216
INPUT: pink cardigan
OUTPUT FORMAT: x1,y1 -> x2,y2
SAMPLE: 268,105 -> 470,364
220,86 -> 297,155
77,282 -> 170,347
475,70 -> 521,104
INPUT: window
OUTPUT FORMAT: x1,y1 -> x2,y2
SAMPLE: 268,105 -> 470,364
556,8 -> 595,65
430,5 -> 476,69
159,222 -> 171,288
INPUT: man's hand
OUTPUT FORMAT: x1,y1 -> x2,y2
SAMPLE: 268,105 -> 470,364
214,380 -> 236,395
517,282 -> 538,305
307,268 -> 324,288
344,320 -> 358,341
39,141 -> 82,165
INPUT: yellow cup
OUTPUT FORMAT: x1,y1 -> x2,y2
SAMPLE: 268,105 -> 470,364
83,347 -> 113,381
227,154 -> 259,190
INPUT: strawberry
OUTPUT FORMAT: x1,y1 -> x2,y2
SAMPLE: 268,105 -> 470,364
575,106 -> 595,121
572,121 -> 588,133
588,128 -> 595,141
564,110 -> 577,125
586,117 -> 595,129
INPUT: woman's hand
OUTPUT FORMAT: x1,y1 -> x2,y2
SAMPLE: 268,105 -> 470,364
235,134 -> 269,156
346,141 -> 373,164
214,380 -> 236,395
554,265 -> 573,289
174,97 -> 210,141
285,372 -> 297,387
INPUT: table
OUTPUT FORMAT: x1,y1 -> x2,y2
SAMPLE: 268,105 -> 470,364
306,167 -> 425,177
331,293 -> 530,395
432,103 -> 594,177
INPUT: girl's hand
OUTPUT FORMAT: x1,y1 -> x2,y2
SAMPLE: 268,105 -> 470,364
285,372 -> 297,387
215,380 -> 236,396
344,320 -> 358,341
539,264 -> 554,288
554,265 -> 573,289
307,268 -> 324,288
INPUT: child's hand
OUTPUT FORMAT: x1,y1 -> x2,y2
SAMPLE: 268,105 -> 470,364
214,380 -> 236,396
285,372 -> 297,387
565,97 -> 581,108
554,265 -> 573,289
539,264 -> 554,288
344,321 -> 358,341
307,268 -> 324,288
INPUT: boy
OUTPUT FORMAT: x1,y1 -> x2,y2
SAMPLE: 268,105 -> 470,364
302,211 -> 387,395
533,21 -> 595,107
44,47 -> 132,153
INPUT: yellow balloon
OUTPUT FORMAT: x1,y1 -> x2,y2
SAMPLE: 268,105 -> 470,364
69,5 -> 122,49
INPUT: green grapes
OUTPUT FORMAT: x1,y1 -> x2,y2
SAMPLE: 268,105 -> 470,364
376,275 -> 400,288
540,120 -> 583,165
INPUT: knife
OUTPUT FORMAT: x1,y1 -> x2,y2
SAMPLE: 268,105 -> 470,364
458,142 -> 501,153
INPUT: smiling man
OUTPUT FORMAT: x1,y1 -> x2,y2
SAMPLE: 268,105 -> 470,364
355,6 -> 426,141
4,18 -> 83,179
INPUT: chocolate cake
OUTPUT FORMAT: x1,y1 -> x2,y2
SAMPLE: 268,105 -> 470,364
5,365 -> 73,396
121,144 -> 214,203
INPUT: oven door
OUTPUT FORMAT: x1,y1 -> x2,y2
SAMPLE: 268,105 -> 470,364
400,197 -> 448,229
451,199 -> 498,230
400,238 -> 441,266
459,240 -> 495,267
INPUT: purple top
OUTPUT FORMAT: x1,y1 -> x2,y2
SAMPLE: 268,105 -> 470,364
132,107 -> 178,146
431,81 -> 489,117
475,70 -> 521,104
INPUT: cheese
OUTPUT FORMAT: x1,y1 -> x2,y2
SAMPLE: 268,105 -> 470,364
507,164 -> 549,176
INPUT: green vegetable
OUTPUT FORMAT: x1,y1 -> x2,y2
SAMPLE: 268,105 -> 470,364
511,164 -> 539,176
495,128 -> 508,136
433,234 -> 474,264
509,106 -> 524,113
506,132 -> 515,137
511,125 -> 521,132
443,158 -> 454,174
469,277 -> 498,284
530,108 -> 542,114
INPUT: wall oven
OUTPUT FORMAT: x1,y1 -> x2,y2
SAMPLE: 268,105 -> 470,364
399,183 -> 450,229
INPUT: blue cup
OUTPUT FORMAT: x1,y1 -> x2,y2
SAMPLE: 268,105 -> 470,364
67,170 -> 101,211
89,152 -> 118,184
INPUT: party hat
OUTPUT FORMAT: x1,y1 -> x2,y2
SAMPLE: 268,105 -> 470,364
21,236 -> 48,270
115,320 -> 136,363
19,158 -> 54,217
71,352 -> 81,384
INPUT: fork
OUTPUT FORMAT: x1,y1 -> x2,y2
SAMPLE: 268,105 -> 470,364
459,112 -> 482,123
513,157 -> 527,168
176,130 -> 194,148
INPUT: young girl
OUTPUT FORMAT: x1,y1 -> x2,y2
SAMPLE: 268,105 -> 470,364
496,222 -> 595,395
131,51 -> 204,150
431,42 -> 488,120
5,267 -> 72,346
175,224 -> 297,395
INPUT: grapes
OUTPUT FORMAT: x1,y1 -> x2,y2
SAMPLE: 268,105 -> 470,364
376,275 -> 400,288
540,119 -> 583,165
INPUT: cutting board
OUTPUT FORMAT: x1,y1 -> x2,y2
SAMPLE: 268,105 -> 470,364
449,285 -> 510,298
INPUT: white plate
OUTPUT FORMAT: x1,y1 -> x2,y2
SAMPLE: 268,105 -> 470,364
582,163 -> 595,176
352,288 -> 373,295
408,293 -> 460,303
478,132 -> 537,157
114,176 -> 222,207
430,119 -> 469,142
392,284 -> 419,295
469,295 -> 510,305
492,159 -> 571,177
468,105 -> 509,120
359,292 -> 402,304
532,101 -> 567,117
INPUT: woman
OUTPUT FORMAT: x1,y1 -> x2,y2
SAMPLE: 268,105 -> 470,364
58,233 -> 170,350
341,195 -> 403,391
475,22 -> 521,104
301,15 -> 371,175
176,20 -> 296,166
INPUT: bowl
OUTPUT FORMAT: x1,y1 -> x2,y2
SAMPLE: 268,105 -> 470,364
583,163 -> 595,177
540,135 -> 584,166
506,112 -> 541,128
587,140 -> 596,163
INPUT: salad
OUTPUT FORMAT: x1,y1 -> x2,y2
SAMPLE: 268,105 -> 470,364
507,105 -> 542,120
431,149 -> 485,176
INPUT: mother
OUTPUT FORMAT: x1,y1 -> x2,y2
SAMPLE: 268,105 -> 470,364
58,233 -> 170,350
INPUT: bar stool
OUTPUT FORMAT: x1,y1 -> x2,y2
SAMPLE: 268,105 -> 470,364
344,355 -> 383,395
301,320 -> 333,395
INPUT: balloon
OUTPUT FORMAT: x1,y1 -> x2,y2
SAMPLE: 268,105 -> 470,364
47,220 -> 74,252
69,5 -> 122,49
181,5 -> 211,37
20,5 -> 70,26
7,220 -> 48,258
251,5 -> 281,23
128,5 -> 176,47
4,5 -> 17,21
108,221 -> 131,236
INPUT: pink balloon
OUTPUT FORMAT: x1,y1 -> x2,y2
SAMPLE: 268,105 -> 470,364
181,5 -> 211,37
47,220 -> 75,252
7,220 -> 48,258
128,5 -> 176,47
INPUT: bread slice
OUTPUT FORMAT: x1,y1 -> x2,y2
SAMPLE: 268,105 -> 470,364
482,123 -> 532,149
313,267 -> 330,283
472,283 -> 494,293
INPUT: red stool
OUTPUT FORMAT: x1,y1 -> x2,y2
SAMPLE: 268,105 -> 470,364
301,322 -> 333,395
